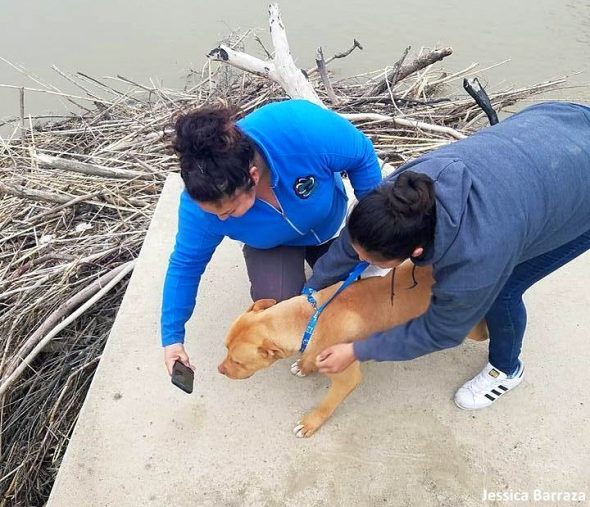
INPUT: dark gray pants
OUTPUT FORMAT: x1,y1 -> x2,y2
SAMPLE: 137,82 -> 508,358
243,241 -> 334,302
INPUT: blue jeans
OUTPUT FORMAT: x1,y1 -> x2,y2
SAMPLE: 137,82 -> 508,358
486,230 -> 590,375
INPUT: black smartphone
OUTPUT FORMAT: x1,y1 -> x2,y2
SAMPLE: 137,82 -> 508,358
171,360 -> 194,394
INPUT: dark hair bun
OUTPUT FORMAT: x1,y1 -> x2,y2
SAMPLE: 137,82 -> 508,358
172,104 -> 241,159
385,171 -> 435,217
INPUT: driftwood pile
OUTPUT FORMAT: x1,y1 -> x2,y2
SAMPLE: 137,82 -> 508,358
0,4 -> 568,505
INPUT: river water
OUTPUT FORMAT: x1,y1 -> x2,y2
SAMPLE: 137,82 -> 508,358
0,0 -> 589,128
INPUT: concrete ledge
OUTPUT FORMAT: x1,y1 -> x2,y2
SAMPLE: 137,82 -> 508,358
48,173 -> 590,506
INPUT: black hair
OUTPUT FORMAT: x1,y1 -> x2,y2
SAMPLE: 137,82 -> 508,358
170,104 -> 256,202
348,171 -> 436,260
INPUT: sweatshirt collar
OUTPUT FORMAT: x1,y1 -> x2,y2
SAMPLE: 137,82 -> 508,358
236,124 -> 279,188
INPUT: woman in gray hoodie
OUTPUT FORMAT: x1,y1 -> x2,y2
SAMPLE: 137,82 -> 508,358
306,101 -> 590,410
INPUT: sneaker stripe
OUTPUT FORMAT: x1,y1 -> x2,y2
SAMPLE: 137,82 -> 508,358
484,393 -> 495,401
498,385 -> 508,391
491,389 -> 502,396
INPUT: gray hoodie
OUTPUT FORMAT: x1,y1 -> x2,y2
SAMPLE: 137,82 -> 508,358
306,101 -> 590,361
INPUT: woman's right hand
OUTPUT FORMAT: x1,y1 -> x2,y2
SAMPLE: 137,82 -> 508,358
164,343 -> 195,376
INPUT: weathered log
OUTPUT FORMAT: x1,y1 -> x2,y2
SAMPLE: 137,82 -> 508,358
0,180 -> 72,205
315,47 -> 339,104
207,5 -> 322,105
208,45 -> 278,80
342,112 -> 467,140
27,191 -> 103,224
34,153 -> 153,180
0,180 -> 144,211
267,4 -> 322,105
368,47 -> 453,96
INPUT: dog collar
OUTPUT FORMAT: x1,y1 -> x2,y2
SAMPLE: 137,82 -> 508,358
299,261 -> 369,353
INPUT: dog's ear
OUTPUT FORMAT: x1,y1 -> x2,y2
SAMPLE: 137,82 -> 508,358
248,299 -> 277,313
258,338 -> 285,359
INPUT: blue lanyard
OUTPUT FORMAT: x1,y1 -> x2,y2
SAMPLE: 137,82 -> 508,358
299,261 -> 369,353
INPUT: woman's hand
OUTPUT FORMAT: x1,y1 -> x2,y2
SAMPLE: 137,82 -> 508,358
164,343 -> 195,376
315,343 -> 356,374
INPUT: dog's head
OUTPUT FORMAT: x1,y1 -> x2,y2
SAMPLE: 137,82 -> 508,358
218,299 -> 287,379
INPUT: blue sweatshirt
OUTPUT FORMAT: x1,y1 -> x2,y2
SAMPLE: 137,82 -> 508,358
160,99 -> 381,346
306,101 -> 590,361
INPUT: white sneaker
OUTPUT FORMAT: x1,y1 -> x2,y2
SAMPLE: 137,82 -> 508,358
454,362 -> 524,410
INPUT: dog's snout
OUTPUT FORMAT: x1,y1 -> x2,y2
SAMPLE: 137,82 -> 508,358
218,362 -> 227,375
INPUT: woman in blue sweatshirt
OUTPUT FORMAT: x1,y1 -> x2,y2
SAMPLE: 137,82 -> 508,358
308,101 -> 590,410
161,99 -> 382,375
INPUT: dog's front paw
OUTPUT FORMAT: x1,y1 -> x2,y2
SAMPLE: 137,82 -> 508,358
292,411 -> 325,438
290,360 -> 307,377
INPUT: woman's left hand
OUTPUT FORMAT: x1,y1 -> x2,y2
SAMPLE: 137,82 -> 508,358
315,343 -> 356,374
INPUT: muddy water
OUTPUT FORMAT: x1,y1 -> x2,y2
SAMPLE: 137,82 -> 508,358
0,0 -> 588,129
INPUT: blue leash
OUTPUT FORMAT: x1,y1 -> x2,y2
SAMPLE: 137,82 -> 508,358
299,261 -> 369,353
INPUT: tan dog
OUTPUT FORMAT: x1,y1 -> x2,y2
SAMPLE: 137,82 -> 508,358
219,262 -> 487,437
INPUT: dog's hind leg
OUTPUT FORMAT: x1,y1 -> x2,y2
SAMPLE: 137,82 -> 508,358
293,361 -> 362,438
